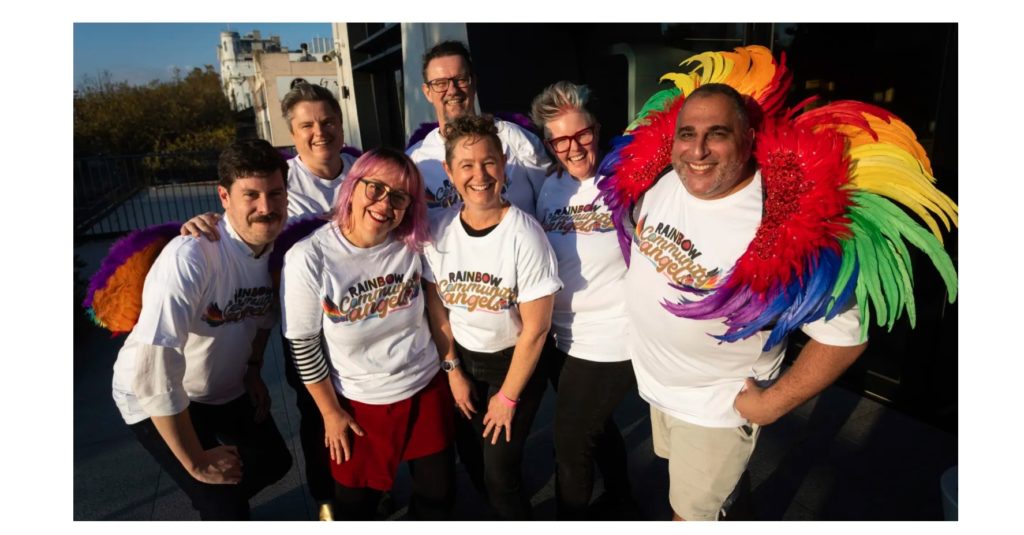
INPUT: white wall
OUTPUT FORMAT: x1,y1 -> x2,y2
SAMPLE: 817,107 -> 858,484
332,22 -> 363,151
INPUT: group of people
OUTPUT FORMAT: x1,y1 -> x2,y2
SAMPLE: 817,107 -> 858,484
110,40 -> 867,521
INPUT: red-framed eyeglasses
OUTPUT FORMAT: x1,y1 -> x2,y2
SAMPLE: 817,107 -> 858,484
545,126 -> 596,153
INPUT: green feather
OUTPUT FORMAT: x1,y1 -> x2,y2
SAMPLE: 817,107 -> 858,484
848,213 -> 894,328
828,239 -> 859,316
849,218 -> 887,326
852,192 -> 958,303
628,88 -> 681,131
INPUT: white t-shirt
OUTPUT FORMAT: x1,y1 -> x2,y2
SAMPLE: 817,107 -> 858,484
422,204 -> 562,353
281,222 -> 438,405
286,152 -> 358,223
406,118 -> 550,218
536,175 -> 628,362
625,170 -> 863,428
112,218 -> 276,425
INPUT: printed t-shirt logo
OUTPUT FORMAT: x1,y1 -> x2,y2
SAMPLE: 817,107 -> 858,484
436,271 -> 516,313
323,272 -> 421,323
634,215 -> 722,290
542,202 -> 615,235
202,286 -> 273,327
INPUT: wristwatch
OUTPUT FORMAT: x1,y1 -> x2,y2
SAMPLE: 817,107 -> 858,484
440,358 -> 461,373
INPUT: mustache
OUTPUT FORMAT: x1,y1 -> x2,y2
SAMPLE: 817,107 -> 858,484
249,214 -> 281,223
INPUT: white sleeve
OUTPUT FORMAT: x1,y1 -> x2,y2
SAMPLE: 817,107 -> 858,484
800,303 -> 866,346
281,237 -> 324,340
514,219 -> 562,303
131,239 -> 208,350
504,122 -> 552,206
133,343 -> 190,417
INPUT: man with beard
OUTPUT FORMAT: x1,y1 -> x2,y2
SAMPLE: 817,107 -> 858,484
180,82 -> 357,520
406,40 -> 550,217
625,84 -> 866,521
111,140 -> 292,520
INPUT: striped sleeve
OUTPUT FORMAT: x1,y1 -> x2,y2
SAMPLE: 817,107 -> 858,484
287,334 -> 330,384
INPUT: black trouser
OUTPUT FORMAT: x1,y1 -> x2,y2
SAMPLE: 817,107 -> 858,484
333,447 -> 455,520
545,341 -> 636,519
129,394 -> 293,520
282,337 -> 335,502
453,342 -> 547,520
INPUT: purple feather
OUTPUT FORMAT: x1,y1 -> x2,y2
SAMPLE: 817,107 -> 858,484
494,111 -> 538,134
406,122 -> 439,150
268,217 -> 329,273
341,146 -> 363,159
82,222 -> 182,309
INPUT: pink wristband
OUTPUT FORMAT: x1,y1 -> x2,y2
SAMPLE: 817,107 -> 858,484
497,391 -> 519,408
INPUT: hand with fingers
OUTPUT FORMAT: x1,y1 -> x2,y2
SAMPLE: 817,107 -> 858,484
323,409 -> 365,464
448,368 -> 477,420
481,392 -> 517,445
190,445 -> 243,484
180,212 -> 222,240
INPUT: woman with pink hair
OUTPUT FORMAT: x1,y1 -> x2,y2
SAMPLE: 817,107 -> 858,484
280,147 -> 454,520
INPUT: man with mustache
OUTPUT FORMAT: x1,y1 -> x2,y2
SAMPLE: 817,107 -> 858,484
111,140 -> 292,520
180,83 -> 356,520
406,40 -> 550,216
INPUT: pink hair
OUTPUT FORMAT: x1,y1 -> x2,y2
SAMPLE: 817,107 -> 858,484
332,147 -> 431,252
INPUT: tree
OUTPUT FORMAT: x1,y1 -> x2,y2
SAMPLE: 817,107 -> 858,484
74,66 -> 236,157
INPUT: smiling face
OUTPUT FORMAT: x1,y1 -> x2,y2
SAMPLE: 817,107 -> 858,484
670,92 -> 755,200
545,110 -> 599,180
288,100 -> 344,170
344,172 -> 410,248
422,54 -> 476,126
443,134 -> 506,211
218,171 -> 288,252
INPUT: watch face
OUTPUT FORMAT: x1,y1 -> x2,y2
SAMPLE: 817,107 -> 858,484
441,359 -> 459,371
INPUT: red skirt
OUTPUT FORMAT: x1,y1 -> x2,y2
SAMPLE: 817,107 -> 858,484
330,371 -> 454,490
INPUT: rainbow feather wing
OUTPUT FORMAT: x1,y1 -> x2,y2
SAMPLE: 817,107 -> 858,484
598,45 -> 957,350
82,222 -> 182,335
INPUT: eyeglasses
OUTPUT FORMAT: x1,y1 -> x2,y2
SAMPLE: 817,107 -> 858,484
359,179 -> 412,210
425,75 -> 472,93
545,126 -> 596,153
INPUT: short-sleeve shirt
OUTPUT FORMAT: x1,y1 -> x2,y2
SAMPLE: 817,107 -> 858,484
422,204 -> 562,353
625,170 -> 864,428
281,222 -> 437,404
286,152 -> 358,223
536,174 -> 628,362
112,217 -> 276,424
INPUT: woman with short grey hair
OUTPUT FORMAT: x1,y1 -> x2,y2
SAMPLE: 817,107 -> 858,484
531,81 -> 638,520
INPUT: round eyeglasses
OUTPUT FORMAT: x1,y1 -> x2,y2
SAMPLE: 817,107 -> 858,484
359,179 -> 412,210
545,126 -> 596,153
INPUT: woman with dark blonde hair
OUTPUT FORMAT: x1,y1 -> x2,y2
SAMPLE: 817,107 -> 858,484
281,147 -> 454,520
422,114 -> 561,520
530,81 -> 637,519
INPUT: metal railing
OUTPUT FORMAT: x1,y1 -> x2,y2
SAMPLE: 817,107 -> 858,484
74,151 -> 224,240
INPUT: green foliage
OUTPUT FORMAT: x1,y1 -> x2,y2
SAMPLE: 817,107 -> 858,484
74,66 -> 235,157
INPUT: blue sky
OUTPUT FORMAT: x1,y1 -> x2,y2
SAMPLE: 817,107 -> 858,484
73,23 -> 333,89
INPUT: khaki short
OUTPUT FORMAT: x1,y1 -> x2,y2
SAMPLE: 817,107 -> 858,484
650,405 -> 760,521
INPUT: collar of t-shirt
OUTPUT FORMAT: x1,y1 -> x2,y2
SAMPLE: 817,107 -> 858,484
293,154 -> 346,182
221,216 -> 275,259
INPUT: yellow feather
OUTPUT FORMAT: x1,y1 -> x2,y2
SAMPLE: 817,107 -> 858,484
849,146 -> 959,242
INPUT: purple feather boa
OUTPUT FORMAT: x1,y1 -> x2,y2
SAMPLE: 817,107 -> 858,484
268,217 -> 329,274
82,222 -> 182,309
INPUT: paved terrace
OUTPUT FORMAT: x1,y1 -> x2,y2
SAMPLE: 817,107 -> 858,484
73,238 -> 957,521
